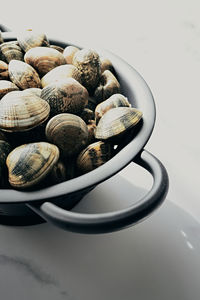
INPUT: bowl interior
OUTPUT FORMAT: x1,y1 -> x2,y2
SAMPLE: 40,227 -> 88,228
0,32 -> 156,203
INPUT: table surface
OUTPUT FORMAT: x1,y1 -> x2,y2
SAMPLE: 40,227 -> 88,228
1,1 -> 200,299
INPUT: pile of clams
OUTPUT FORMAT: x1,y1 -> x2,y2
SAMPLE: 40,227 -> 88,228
0,30 -> 143,190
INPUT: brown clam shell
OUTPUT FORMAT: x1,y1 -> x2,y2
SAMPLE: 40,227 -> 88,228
94,70 -> 120,103
0,41 -> 24,63
50,45 -> 64,53
17,31 -> 50,52
95,107 -> 143,140
80,108 -> 95,124
76,141 -> 112,174
6,142 -> 59,189
24,47 -> 66,76
8,60 -> 41,89
0,91 -> 50,132
41,78 -> 88,116
0,80 -> 19,99
63,45 -> 80,64
95,93 -> 131,123
0,60 -> 9,80
72,48 -> 101,93
45,113 -> 88,157
100,56 -> 114,74
41,64 -> 82,88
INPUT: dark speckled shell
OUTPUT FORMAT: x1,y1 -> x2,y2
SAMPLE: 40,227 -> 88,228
41,78 -> 88,116
73,48 -> 101,94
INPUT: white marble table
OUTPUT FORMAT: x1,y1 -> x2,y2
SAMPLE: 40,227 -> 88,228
0,1 -> 200,299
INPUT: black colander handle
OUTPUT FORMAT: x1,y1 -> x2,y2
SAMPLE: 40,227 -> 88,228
28,150 -> 169,234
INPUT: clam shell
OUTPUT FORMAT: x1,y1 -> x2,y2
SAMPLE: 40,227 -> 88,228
94,70 -> 120,103
41,78 -> 88,116
22,87 -> 42,97
6,142 -> 59,189
0,41 -> 24,63
50,45 -> 64,53
100,56 -> 114,73
72,48 -> 101,93
95,107 -> 143,140
76,141 -> 112,174
17,31 -> 50,52
48,159 -> 68,185
0,91 -> 50,132
8,60 -> 41,89
63,46 -> 80,64
0,60 -> 9,80
95,93 -> 131,123
24,47 -> 66,76
41,64 -> 82,88
0,80 -> 19,99
45,113 -> 88,157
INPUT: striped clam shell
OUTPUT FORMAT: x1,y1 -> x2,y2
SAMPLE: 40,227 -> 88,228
0,60 -> 9,80
95,93 -> 131,123
24,47 -> 66,76
6,142 -> 59,189
41,64 -> 82,88
22,87 -> 42,98
45,113 -> 88,157
0,91 -> 50,132
17,31 -> 50,52
95,107 -> 143,140
76,141 -> 112,174
8,60 -> 41,89
0,41 -> 24,63
0,80 -> 19,99
41,78 -> 88,116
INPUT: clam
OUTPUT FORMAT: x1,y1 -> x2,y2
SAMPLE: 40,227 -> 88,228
17,30 -> 50,52
0,80 -> 19,99
72,48 -> 101,93
8,60 -> 41,89
24,47 -> 66,76
6,142 -> 59,189
0,91 -> 50,132
22,87 -> 42,97
94,70 -> 120,103
41,78 -> 88,116
41,64 -> 82,88
100,56 -> 114,74
45,113 -> 88,157
0,60 -> 9,80
63,45 -> 80,64
50,45 -> 64,53
0,41 -> 24,63
95,107 -> 143,140
76,141 -> 112,174
95,93 -> 131,123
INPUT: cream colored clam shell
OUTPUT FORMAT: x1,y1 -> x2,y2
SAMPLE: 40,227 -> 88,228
0,91 -> 50,132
